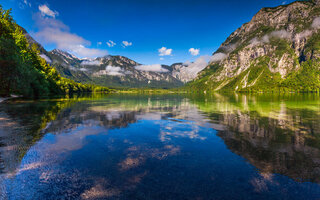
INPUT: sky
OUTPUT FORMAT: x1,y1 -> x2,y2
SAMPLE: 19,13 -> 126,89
2,0 -> 297,65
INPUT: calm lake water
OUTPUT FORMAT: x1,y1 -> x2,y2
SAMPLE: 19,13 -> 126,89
1,93 -> 320,200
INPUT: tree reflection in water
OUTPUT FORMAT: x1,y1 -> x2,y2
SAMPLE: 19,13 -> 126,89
1,93 -> 320,199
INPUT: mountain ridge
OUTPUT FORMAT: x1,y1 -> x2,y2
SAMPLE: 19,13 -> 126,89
188,0 -> 320,92
45,48 -> 186,88
21,26 -> 209,88
0,7 -> 109,97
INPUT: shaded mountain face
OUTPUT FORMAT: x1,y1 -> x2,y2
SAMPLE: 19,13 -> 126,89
46,50 -> 185,88
189,0 -> 320,92
21,28 -> 187,88
22,25 -> 215,88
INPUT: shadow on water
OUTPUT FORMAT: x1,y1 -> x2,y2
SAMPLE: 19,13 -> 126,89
1,93 -> 320,199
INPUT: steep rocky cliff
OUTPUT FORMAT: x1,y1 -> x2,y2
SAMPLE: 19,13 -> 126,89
45,50 -> 185,88
22,30 -> 185,89
189,0 -> 320,92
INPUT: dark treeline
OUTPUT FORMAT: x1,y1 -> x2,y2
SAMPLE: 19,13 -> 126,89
0,6 -> 110,98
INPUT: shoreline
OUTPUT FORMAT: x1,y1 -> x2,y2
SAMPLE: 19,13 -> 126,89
0,95 -> 22,103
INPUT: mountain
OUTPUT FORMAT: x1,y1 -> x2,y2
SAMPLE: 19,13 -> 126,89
171,63 -> 195,83
16,23 -> 189,89
0,7 -> 109,97
22,27 -> 202,88
19,16 -> 207,88
45,50 -> 184,88
189,0 -> 320,92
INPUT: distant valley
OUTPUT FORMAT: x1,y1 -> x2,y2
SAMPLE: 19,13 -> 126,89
29,0 -> 320,92
24,30 -> 202,88
4,0 -> 320,93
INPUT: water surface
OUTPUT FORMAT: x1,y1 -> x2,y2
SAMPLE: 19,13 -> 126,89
1,93 -> 320,199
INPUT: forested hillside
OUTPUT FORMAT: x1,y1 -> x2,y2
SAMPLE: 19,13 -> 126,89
0,6 -> 109,98
44,50 -> 184,89
188,0 -> 320,93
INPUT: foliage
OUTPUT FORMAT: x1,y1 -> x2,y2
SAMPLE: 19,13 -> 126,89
187,54 -> 320,93
280,60 -> 320,92
116,88 -> 187,94
0,6 -> 110,97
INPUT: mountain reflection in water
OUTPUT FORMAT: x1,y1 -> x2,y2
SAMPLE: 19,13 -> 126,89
0,93 -> 320,199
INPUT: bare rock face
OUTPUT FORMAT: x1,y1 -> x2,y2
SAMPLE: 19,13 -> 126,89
191,0 -> 320,92
276,53 -> 297,78
23,30 -> 186,88
171,63 -> 197,83
45,50 -> 184,88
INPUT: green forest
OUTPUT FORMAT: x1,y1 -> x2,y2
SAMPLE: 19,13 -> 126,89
0,6 -> 110,98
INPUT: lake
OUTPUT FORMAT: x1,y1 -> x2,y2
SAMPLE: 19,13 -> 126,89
1,93 -> 320,200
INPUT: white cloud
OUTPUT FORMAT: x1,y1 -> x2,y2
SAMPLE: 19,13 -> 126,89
291,18 -> 320,41
69,66 -> 88,72
93,66 -> 129,76
158,47 -> 172,56
105,66 -> 124,76
249,30 -> 291,47
135,64 -> 169,73
262,35 -> 270,43
220,43 -> 238,53
97,42 -> 102,46
249,35 -> 269,46
312,17 -> 320,29
23,0 -> 31,7
216,30 -> 291,62
72,45 -> 108,58
295,30 -> 313,40
183,55 -> 210,77
160,57 -> 164,61
189,48 -> 200,56
19,0 -> 31,9
38,4 -> 59,18
32,14 -> 108,58
106,40 -> 116,47
210,53 -> 227,62
122,41 -> 132,47
270,30 -> 291,39
249,37 -> 261,46
81,60 -> 101,66
40,54 -> 52,63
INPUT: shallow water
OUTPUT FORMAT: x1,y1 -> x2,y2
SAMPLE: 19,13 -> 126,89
1,93 -> 320,199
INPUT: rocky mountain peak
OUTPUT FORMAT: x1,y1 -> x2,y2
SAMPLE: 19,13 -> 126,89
51,49 -> 79,61
190,0 -> 320,92
40,48 -> 185,88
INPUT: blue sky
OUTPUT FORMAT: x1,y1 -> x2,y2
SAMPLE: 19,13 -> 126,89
3,0 -> 296,65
